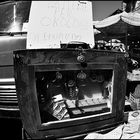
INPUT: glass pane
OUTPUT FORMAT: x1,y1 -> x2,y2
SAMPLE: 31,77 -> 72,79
0,2 -> 14,32
16,1 -> 31,29
0,1 -> 31,32
36,69 -> 113,123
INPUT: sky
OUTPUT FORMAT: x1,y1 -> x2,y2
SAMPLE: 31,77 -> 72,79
92,1 -> 122,21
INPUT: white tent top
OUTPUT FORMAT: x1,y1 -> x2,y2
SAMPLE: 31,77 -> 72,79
94,11 -> 140,28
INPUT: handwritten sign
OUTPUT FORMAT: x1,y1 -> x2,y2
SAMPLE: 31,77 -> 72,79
26,1 -> 94,49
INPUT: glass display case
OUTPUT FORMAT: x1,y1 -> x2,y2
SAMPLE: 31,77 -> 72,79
13,48 -> 127,139
36,69 -> 113,123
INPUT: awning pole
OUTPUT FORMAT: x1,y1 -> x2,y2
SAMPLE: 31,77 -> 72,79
125,23 -> 128,52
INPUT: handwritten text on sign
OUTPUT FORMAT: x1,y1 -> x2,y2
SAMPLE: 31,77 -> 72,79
27,1 -> 94,49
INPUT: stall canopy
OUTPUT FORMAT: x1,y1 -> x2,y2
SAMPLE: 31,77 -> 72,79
95,11 -> 140,28
94,11 -> 140,42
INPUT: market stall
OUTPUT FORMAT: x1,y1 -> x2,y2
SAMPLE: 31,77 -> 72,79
94,11 -> 140,52
94,10 -> 140,111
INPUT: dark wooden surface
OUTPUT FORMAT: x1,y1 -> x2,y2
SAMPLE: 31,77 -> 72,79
14,49 -> 127,139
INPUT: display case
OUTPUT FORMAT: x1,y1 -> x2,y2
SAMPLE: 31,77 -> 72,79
13,49 -> 127,139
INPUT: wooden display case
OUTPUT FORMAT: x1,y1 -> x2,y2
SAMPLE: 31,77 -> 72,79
13,49 -> 127,139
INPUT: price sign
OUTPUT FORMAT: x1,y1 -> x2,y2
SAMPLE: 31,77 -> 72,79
27,1 -> 94,49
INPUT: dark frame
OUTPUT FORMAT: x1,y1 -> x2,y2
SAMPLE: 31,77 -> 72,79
13,49 -> 127,139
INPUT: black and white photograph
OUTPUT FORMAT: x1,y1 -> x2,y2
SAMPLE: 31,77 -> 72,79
0,0 -> 140,139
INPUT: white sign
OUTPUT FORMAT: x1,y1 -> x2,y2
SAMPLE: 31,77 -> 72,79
26,1 -> 94,49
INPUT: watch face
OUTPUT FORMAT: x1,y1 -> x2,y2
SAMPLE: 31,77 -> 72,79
77,71 -> 87,80
56,72 -> 62,79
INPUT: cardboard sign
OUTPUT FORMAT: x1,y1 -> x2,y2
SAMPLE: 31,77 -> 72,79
26,1 -> 94,49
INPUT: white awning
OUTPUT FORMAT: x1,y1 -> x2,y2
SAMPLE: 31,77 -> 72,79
95,13 -> 122,28
94,11 -> 140,28
121,12 -> 140,26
